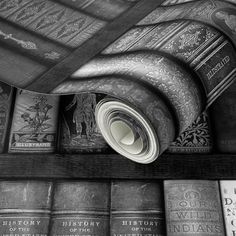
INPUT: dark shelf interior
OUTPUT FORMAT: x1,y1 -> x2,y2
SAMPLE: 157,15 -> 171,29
0,153 -> 235,179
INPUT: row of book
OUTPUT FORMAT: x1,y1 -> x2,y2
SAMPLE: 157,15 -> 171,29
0,179 -> 235,236
0,82 -> 111,154
0,80 -> 235,154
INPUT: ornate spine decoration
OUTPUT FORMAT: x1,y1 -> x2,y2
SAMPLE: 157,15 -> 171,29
0,29 -> 37,50
168,112 -> 212,153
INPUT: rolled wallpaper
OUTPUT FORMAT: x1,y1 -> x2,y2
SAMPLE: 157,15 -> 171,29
0,0 -> 235,163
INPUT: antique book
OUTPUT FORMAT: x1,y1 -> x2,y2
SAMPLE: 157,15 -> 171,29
55,0 -> 138,20
220,180 -> 236,236
210,83 -> 236,152
50,181 -> 110,236
0,82 -> 14,153
9,90 -> 59,152
164,180 -> 225,236
59,93 -> 111,153
168,112 -> 212,153
0,180 -> 53,236
111,180 -> 165,236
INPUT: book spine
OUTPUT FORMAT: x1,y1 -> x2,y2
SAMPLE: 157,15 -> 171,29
0,20 -> 71,65
104,20 -> 236,107
59,93 -> 111,153
220,181 -> 236,236
0,46 -> 47,88
210,82 -> 236,152
0,0 -> 105,48
55,0 -> 136,20
168,112 -> 212,153
8,90 -> 59,153
50,181 -> 110,236
0,82 -> 14,153
111,180 -> 165,236
0,180 -> 53,236
164,180 -> 225,236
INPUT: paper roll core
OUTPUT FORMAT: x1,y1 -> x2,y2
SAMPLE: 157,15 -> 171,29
95,98 -> 159,164
110,120 -> 144,155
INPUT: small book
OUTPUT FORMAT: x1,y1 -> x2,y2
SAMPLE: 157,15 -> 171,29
0,180 -> 53,236
9,90 -> 59,152
164,180 -> 225,236
220,180 -> 236,236
50,181 -> 110,236
0,82 -> 14,153
111,180 -> 165,236
59,93 -> 111,153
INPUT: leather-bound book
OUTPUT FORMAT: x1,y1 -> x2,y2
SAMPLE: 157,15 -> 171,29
0,180 -> 53,236
220,181 -> 236,236
164,180 -> 225,236
59,93 -> 111,153
55,0 -> 138,20
210,82 -> 236,152
168,112 -> 212,153
50,181 -> 110,236
9,90 -> 59,152
0,0 -> 105,49
0,82 -> 14,153
111,180 -> 165,236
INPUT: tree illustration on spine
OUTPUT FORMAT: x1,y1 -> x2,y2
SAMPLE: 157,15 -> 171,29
15,95 -> 53,143
9,91 -> 59,152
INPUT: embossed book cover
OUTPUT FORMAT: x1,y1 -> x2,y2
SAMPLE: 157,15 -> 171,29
9,90 -> 59,152
50,181 -> 110,236
59,93 -> 111,153
0,82 -> 14,153
164,180 -> 225,236
111,180 -> 165,236
168,113 -> 212,153
0,181 -> 53,236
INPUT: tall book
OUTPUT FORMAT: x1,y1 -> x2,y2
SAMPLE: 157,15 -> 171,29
220,181 -> 236,236
0,180 -> 53,236
164,180 -> 225,236
0,82 -> 14,153
9,90 -> 59,153
59,93 -> 111,153
210,82 -> 236,152
168,112 -> 212,153
50,181 -> 110,236
111,180 -> 165,236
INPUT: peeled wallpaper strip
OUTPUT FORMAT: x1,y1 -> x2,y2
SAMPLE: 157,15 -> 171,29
25,0 -> 236,94
25,0 -> 166,93
0,0 -> 236,163
53,19 -> 236,163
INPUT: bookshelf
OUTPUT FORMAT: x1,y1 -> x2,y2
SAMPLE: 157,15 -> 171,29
0,153 -> 235,179
0,0 -> 235,182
